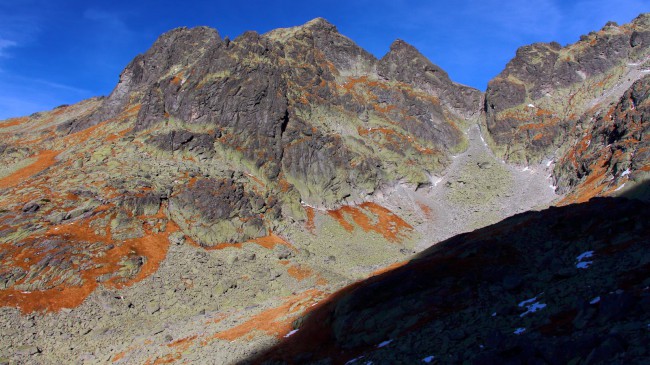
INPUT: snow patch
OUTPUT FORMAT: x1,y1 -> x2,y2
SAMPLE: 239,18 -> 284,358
546,160 -> 553,167
519,296 -> 547,317
550,185 -> 558,191
576,261 -> 592,269
577,251 -> 594,261
284,329 -> 299,338
590,296 -> 601,305
514,328 -> 526,335
520,302 -> 547,317
423,356 -> 435,363
576,250 -> 594,269
377,340 -> 392,348
518,297 -> 538,307
527,104 -> 535,108
614,183 -> 626,192
621,168 -> 631,177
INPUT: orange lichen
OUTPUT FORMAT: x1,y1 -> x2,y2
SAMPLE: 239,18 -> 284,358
0,117 -> 28,128
304,206 -> 316,233
167,335 -> 197,350
209,289 -> 323,342
189,232 -> 297,252
287,265 -> 314,281
0,207 -> 176,313
417,202 -> 433,219
0,150 -> 58,190
327,202 -> 413,243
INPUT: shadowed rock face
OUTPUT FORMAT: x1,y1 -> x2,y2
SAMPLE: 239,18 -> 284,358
250,195 -> 650,364
484,14 -> 650,165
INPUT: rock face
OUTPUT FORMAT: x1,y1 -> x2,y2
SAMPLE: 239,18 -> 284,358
76,18 -> 480,213
554,75 -> 650,203
483,13 -> 650,165
253,196 -> 650,364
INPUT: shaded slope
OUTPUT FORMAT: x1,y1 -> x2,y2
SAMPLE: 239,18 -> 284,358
249,193 -> 650,364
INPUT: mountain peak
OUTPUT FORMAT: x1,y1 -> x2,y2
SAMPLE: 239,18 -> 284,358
303,17 -> 337,31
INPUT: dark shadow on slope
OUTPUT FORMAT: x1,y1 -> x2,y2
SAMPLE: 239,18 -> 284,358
619,179 -> 650,202
241,182 -> 650,365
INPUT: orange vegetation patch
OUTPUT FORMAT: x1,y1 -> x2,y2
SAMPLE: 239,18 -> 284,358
304,206 -> 315,233
167,335 -> 197,350
357,126 -> 437,155
0,116 -> 28,129
210,289 -> 323,342
417,202 -> 433,219
188,231 -> 297,252
0,150 -> 58,190
327,202 -> 413,243
0,208 -> 176,313
287,265 -> 314,281
105,127 -> 133,142
558,152 -> 611,205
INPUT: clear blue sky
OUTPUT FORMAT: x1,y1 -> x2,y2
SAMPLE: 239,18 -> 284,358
0,0 -> 647,120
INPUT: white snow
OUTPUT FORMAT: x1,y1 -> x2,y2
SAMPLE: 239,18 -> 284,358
284,329 -> 299,338
518,297 -> 538,307
520,302 -> 547,317
519,296 -> 547,317
522,166 -> 530,172
550,185 -> 558,191
621,168 -> 631,177
527,104 -> 535,108
423,356 -> 435,363
614,183 -> 626,192
514,328 -> 526,335
576,261 -> 593,269
576,251 -> 594,269
377,340 -> 392,348
590,296 -> 601,304
546,160 -> 553,167
577,251 -> 594,261
491,312 -> 497,317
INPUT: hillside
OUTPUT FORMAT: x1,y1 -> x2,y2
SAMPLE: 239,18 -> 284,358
0,14 -> 648,365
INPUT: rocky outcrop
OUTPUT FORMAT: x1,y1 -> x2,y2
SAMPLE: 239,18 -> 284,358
554,74 -> 650,203
484,13 -> 650,164
169,178 -> 280,245
378,39 -> 483,120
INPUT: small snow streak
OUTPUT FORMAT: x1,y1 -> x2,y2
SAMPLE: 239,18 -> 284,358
284,329 -> 299,338
590,296 -> 601,304
576,251 -> 594,269
514,328 -> 526,335
377,339 -> 392,348
423,355 -> 435,363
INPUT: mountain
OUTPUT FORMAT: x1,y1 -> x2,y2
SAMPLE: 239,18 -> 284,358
0,14 -> 648,365
483,13 -> 650,204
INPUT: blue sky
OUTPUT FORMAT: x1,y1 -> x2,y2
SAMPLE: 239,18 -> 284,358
0,0 -> 647,120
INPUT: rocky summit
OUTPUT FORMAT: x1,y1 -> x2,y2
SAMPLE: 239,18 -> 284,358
0,14 -> 648,365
